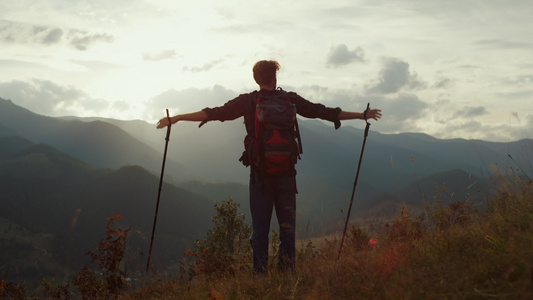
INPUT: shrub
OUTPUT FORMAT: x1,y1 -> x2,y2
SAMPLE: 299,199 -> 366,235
73,215 -> 130,299
184,198 -> 252,277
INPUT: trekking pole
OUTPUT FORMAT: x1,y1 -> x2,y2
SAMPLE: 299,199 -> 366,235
146,109 -> 172,272
338,103 -> 371,260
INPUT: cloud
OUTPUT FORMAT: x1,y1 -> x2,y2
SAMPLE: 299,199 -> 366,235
68,31 -> 114,51
453,106 -> 488,119
112,100 -> 131,112
474,39 -> 533,50
440,120 -> 484,138
0,79 -> 109,116
428,110 -> 533,142
144,85 -> 237,120
365,59 -> 427,94
0,59 -> 46,69
0,20 -> 63,45
284,84 -> 430,134
434,119 -> 520,142
494,90 -> 533,100
0,20 -> 114,50
501,75 -> 533,87
42,28 -> 63,44
432,77 -> 455,89
183,59 -> 224,73
522,114 -> 533,140
371,93 -> 428,120
326,44 -> 365,68
378,94 -> 428,133
142,50 -> 177,61
69,60 -> 122,71
507,112 -> 533,141
325,91 -> 429,133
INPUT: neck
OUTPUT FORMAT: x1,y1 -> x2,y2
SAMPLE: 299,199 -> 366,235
259,83 -> 276,91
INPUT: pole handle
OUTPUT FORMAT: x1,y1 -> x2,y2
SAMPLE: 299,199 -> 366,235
363,103 -> 370,120
165,109 -> 171,141
363,103 -> 370,137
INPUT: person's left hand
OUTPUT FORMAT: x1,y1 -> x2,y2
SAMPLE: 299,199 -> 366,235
365,109 -> 382,121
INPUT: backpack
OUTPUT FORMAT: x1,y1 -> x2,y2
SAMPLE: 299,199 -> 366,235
249,90 -> 303,175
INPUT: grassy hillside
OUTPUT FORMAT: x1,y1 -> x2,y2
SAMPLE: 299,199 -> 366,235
0,168 -> 511,299
118,172 -> 532,299
1,156 -> 532,298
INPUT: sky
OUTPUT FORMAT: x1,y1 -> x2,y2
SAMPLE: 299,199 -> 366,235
1,0 -> 532,142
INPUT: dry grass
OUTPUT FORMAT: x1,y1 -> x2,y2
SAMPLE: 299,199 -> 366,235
121,175 -> 533,299
2,173 -> 531,299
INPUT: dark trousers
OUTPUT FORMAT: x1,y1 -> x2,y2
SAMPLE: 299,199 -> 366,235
249,171 -> 297,274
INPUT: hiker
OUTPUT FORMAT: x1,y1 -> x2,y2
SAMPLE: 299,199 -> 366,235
156,60 -> 382,274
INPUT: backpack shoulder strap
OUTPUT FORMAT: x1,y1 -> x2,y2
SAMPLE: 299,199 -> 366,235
243,91 -> 259,146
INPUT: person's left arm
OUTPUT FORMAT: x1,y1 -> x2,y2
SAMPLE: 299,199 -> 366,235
290,92 -> 381,128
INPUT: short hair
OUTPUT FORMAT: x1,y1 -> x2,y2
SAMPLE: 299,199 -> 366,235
252,60 -> 280,86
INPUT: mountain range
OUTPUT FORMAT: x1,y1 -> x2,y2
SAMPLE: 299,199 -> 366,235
1,96 -> 532,282
0,136 -> 215,285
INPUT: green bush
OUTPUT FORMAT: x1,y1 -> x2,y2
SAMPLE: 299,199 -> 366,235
183,198 -> 252,278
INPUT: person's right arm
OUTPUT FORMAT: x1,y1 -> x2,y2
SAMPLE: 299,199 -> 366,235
156,111 -> 208,129
155,94 -> 248,129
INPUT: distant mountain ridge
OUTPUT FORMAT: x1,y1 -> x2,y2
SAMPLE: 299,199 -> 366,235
0,135 -> 214,277
0,98 -> 196,180
61,107 -> 532,183
2,96 -> 531,225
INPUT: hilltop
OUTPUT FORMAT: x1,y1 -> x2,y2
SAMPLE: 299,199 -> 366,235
3,171 -> 530,299
125,173 -> 533,299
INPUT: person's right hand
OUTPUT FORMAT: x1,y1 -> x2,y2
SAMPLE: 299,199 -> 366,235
365,109 -> 382,121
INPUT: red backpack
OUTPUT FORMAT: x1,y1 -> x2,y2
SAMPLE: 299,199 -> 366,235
251,90 -> 303,175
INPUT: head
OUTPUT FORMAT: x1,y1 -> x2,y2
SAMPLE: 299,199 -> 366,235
253,60 -> 280,89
